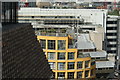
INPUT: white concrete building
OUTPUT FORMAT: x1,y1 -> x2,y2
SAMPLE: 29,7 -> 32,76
18,8 -> 107,31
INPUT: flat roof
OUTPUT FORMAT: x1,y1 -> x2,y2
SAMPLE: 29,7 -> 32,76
77,34 -> 96,49
96,61 -> 115,68
83,50 -> 107,58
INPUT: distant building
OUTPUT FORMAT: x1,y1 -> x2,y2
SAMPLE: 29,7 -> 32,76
105,16 -> 120,59
18,8 -> 107,28
1,0 -> 52,79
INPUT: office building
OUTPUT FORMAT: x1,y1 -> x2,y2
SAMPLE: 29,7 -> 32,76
36,27 -> 96,79
18,8 -> 107,28
34,23 -> 116,78
105,15 -> 120,61
1,0 -> 52,79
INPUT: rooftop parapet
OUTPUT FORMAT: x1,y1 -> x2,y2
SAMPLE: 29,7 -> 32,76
36,32 -> 68,37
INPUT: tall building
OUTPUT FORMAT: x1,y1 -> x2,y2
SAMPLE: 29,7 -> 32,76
1,0 -> 52,79
105,15 -> 120,60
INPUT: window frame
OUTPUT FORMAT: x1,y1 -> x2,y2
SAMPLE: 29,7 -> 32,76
68,62 -> 75,70
58,52 -> 65,60
48,40 -> 56,50
68,52 -> 74,60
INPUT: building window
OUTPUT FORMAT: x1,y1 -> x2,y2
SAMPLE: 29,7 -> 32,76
85,70 -> 89,78
49,62 -> 55,70
77,52 -> 84,58
58,40 -> 66,50
58,52 -> 65,60
2,2 -> 17,24
48,40 -> 55,50
85,60 -> 90,68
107,21 -> 117,24
58,62 -> 65,70
68,72 -> 74,79
40,39 -> 46,49
109,67 -> 113,69
96,57 -> 100,60
98,68 -> 102,70
90,69 -> 94,76
51,72 -> 55,79
68,52 -> 74,60
77,62 -> 82,69
77,71 -> 82,78
68,62 -> 74,70
48,52 -> 55,60
91,60 -> 95,66
58,72 -> 65,79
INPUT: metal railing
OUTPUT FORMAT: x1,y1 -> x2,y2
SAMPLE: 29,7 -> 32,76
78,53 -> 90,58
35,32 -> 68,37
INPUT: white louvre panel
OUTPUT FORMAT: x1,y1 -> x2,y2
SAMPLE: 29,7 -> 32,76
107,30 -> 117,33
111,48 -> 117,50
109,42 -> 117,45
107,36 -> 117,39
107,24 -> 117,27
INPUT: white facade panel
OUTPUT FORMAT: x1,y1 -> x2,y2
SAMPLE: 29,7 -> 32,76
111,48 -> 117,50
109,42 -> 117,44
107,24 -> 117,27
19,8 -> 107,28
107,36 -> 117,39
107,30 -> 117,33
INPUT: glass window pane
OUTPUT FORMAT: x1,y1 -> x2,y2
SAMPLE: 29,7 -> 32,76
58,72 -> 65,79
58,40 -> 66,50
58,52 -> 65,60
90,69 -> 94,76
77,71 -> 82,78
48,40 -> 55,50
49,62 -> 55,70
68,72 -> 74,79
85,60 -> 90,68
58,62 -> 65,70
40,39 -> 46,49
68,62 -> 74,70
77,52 -> 84,58
77,62 -> 82,69
91,60 -> 95,66
68,52 -> 74,60
48,52 -> 55,60
85,70 -> 89,78
51,72 -> 55,79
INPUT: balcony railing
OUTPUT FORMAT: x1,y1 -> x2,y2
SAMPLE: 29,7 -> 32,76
35,32 -> 68,37
78,53 -> 90,58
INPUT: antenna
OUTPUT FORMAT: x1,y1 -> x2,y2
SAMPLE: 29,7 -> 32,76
114,0 -> 116,9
